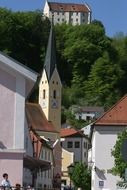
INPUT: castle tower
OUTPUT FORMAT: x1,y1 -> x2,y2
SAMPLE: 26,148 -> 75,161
39,25 -> 62,133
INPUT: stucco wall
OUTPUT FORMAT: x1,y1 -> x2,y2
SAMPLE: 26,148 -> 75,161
62,136 -> 89,163
0,68 -> 15,148
0,152 -> 23,186
92,126 -> 123,190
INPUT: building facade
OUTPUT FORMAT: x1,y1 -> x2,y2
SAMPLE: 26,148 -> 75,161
0,52 -> 38,186
71,106 -> 104,122
43,0 -> 91,25
60,128 -> 90,187
90,95 -> 127,190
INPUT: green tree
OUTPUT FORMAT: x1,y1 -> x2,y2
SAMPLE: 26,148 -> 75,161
112,130 -> 127,178
62,109 -> 87,129
0,8 -> 50,73
70,162 -> 91,190
55,21 -> 114,107
85,52 -> 124,109
112,36 -> 127,95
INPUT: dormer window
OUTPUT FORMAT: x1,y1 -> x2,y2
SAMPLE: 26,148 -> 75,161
60,5 -> 63,10
72,6 -> 75,10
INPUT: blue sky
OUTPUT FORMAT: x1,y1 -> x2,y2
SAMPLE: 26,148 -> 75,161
0,0 -> 127,37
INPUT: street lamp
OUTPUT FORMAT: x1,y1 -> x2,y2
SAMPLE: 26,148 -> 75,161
67,164 -> 74,189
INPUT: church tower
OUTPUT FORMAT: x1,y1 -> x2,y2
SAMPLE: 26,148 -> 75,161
39,25 -> 62,132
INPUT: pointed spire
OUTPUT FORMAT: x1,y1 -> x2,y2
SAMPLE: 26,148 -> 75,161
44,13 -> 57,81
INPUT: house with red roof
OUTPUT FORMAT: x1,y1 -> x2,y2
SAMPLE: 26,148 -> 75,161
90,95 -> 127,190
60,127 -> 90,187
43,0 -> 91,25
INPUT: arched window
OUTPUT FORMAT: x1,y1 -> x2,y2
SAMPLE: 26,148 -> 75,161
53,90 -> 56,99
43,89 -> 46,99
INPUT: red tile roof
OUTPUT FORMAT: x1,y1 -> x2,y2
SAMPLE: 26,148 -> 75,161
26,103 -> 58,133
60,128 -> 84,137
48,2 -> 90,12
94,95 -> 127,126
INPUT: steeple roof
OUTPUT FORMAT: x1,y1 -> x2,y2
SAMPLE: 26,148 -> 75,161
44,25 -> 57,81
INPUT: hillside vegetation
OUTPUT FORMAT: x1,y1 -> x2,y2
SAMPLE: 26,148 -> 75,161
1,8 -> 127,110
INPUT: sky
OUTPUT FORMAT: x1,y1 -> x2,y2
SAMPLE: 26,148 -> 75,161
0,0 -> 127,37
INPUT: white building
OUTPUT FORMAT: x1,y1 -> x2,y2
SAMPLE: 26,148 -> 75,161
60,127 -> 90,187
0,51 -> 38,187
71,106 -> 104,122
90,95 -> 127,190
61,128 -> 90,164
43,0 -> 91,25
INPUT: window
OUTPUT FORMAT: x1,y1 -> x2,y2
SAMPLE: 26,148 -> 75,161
41,149 -> 44,159
43,89 -> 46,99
86,116 -> 91,121
72,6 -> 75,10
75,141 -> 80,148
45,150 -> 47,160
84,152 -> 87,157
67,141 -> 73,148
84,142 -> 87,149
70,18 -> 73,24
61,142 -> 63,147
48,152 -> 50,161
70,12 -> 73,16
53,90 -> 56,99
25,137 -> 28,149
79,115 -> 82,120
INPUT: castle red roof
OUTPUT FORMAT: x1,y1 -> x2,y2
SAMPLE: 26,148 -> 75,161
48,2 -> 90,12
94,95 -> 127,126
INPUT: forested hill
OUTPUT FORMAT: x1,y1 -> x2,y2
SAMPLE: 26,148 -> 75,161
1,8 -> 127,110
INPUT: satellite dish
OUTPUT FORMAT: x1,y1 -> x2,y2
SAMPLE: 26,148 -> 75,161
121,139 -> 127,161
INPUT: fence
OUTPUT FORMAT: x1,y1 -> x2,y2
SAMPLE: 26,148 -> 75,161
116,182 -> 127,190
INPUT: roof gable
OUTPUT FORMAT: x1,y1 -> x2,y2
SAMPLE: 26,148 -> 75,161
94,95 -> 127,126
60,128 -> 84,137
0,51 -> 38,82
